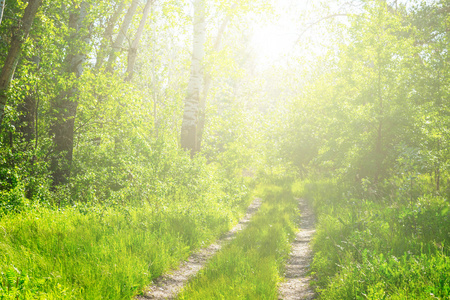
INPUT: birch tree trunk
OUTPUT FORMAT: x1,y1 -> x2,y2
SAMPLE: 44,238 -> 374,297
125,0 -> 154,81
0,0 -> 43,129
50,3 -> 90,186
180,0 -> 206,156
95,1 -> 125,70
0,0 -> 5,26
106,0 -> 139,72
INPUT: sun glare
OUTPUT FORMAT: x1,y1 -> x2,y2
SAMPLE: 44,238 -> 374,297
251,24 -> 297,63
250,0 -> 308,66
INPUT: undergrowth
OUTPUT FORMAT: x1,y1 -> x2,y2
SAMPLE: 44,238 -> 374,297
178,181 -> 299,300
0,168 -> 251,299
294,179 -> 450,299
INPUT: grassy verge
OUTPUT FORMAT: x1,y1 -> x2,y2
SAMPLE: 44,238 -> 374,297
178,182 -> 299,300
0,182 -> 251,299
294,179 -> 450,299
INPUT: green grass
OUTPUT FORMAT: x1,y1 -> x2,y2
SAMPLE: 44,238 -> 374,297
298,179 -> 450,299
178,183 -> 299,300
0,186 -> 251,299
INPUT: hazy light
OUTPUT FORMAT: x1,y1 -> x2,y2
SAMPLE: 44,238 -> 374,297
249,0 -> 309,67
251,24 -> 298,62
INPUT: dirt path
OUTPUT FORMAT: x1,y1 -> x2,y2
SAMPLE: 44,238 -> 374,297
278,198 -> 316,300
136,198 -> 262,300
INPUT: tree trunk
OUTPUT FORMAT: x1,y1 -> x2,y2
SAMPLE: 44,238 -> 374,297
125,0 -> 154,81
0,0 -> 43,129
180,0 -> 206,156
196,9 -> 234,151
50,96 -> 79,186
95,1 -> 125,70
373,56 -> 384,184
106,0 -> 139,72
17,56 -> 40,145
50,3 -> 90,186
374,121 -> 383,183
436,139 -> 441,191
0,0 -> 5,26
18,94 -> 37,143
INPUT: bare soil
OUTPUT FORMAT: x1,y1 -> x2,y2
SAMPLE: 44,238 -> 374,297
136,198 -> 262,300
278,198 -> 316,300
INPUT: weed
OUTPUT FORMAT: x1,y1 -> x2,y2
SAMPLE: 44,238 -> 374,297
301,179 -> 450,299
0,177 -> 251,299
178,182 -> 298,299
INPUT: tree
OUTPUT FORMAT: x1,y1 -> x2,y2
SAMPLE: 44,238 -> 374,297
282,0 -> 425,183
50,2 -> 92,186
0,0 -> 5,26
196,3 -> 237,152
125,0 -> 155,81
16,56 -> 40,145
180,0 -> 206,156
95,1 -> 125,70
0,0 -> 43,129
106,0 -> 139,72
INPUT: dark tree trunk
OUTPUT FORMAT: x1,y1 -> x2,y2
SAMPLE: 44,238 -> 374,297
18,94 -> 37,143
373,56 -> 384,184
196,8 -> 234,152
50,95 -> 78,186
17,56 -> 40,145
50,3 -> 90,186
435,139 -> 441,191
374,121 -> 383,184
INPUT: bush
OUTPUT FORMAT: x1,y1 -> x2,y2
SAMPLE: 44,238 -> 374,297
299,179 -> 450,299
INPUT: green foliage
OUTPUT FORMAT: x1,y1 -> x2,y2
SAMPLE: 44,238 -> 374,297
0,1 -> 266,297
299,179 -> 450,299
0,144 -> 51,215
179,182 -> 298,299
1,0 -> 448,298
278,3 -> 450,295
281,0 -> 450,188
0,173 -> 251,299
322,251 -> 450,299
0,266 -> 30,299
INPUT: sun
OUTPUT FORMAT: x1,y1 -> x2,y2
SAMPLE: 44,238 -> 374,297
251,24 -> 298,63
249,0 -> 308,66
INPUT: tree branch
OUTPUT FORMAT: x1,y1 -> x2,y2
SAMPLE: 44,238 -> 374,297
295,13 -> 350,44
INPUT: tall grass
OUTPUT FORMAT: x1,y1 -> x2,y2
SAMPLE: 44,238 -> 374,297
178,183 -> 299,299
298,179 -> 450,299
0,182 -> 251,299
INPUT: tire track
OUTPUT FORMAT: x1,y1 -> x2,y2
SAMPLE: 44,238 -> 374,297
136,198 -> 262,300
278,198 -> 316,300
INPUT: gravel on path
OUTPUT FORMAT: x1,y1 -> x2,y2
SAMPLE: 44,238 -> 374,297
136,198 -> 262,300
278,198 -> 316,300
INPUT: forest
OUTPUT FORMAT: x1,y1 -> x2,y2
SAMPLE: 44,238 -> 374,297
0,0 -> 449,299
